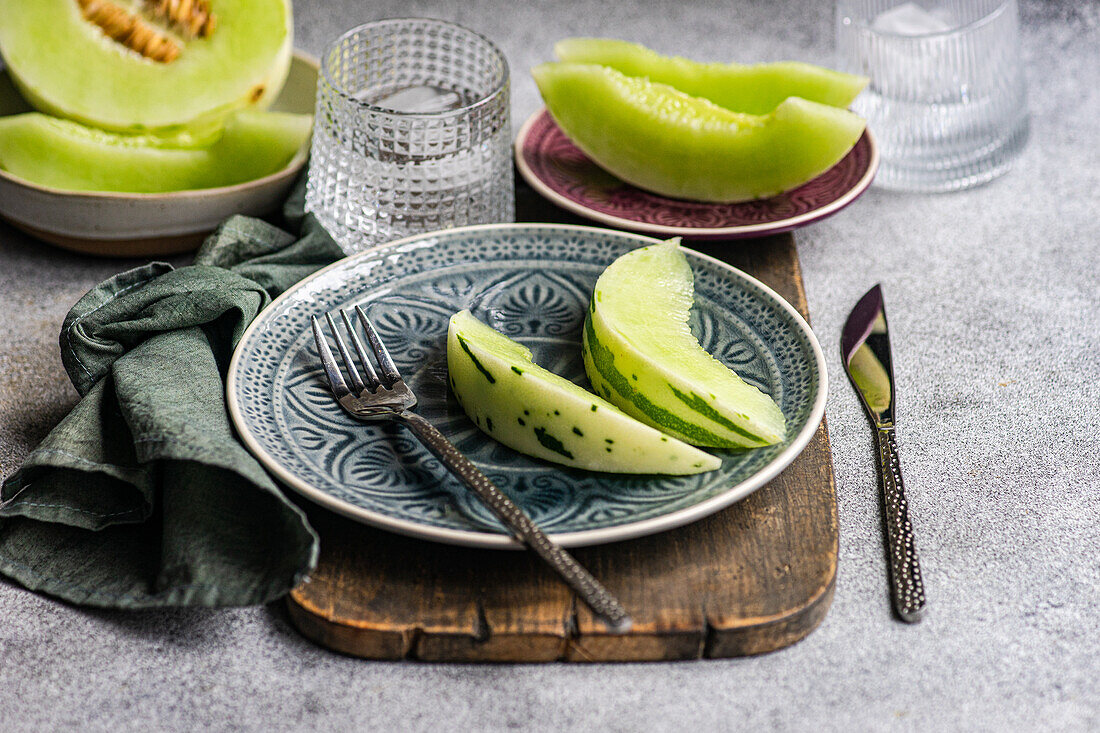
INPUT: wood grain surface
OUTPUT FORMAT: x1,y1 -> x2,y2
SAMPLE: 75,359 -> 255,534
285,181 -> 838,662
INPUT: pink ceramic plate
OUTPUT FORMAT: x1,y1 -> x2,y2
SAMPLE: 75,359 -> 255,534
515,108 -> 878,240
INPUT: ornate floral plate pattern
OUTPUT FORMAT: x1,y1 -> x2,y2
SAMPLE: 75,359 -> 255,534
227,225 -> 827,548
515,109 -> 878,240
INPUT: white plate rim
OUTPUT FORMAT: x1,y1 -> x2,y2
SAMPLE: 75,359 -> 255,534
227,222 -> 829,549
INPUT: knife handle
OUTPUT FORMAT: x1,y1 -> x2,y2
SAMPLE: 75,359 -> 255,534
874,427 -> 926,623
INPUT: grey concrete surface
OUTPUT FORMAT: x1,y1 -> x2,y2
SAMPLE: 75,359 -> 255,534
1,1 -> 1098,730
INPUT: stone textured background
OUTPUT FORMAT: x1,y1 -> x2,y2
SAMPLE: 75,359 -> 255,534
1,0 -> 1097,730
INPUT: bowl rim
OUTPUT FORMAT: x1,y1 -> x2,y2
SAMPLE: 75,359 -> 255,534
0,49 -> 319,202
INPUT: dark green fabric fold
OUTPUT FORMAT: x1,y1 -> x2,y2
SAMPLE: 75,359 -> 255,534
0,180 -> 345,608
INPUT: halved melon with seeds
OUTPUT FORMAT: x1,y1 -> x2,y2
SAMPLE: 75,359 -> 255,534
582,240 -> 786,448
0,0 -> 292,132
447,310 -> 720,475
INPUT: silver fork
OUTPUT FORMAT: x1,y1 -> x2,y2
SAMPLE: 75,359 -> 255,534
311,306 -> 633,633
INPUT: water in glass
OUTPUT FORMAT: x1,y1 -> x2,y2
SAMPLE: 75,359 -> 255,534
837,0 -> 1029,192
307,20 -> 513,253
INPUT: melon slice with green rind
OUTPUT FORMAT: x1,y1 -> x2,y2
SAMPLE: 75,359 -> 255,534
532,62 -> 866,203
447,310 -> 720,475
582,240 -> 786,448
0,110 -> 312,192
554,38 -> 867,115
0,0 -> 293,132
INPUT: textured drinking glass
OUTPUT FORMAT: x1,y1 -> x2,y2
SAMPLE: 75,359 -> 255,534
836,0 -> 1029,192
307,19 -> 513,253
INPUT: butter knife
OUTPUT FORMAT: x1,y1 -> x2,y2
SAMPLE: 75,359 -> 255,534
841,284 -> 926,623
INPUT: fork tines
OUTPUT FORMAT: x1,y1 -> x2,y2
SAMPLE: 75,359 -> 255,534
311,305 -> 401,397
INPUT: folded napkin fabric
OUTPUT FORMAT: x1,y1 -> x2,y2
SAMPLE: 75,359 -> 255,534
0,183 -> 344,608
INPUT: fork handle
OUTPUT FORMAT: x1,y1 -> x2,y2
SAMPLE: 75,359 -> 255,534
875,427 -> 926,623
396,411 -> 633,633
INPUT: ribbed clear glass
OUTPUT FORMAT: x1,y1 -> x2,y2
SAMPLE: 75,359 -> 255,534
836,0 -> 1029,192
306,19 -> 513,254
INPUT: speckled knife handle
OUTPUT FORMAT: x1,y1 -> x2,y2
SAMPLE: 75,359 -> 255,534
875,427 -> 926,623
397,411 -> 633,633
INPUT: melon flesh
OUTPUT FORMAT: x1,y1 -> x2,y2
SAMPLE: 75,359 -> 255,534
583,240 -> 786,448
532,62 -> 866,203
447,310 -> 720,475
554,38 -> 867,115
0,0 -> 292,132
0,110 -> 311,192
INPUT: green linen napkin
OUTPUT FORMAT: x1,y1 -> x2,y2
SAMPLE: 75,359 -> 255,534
0,180 -> 345,608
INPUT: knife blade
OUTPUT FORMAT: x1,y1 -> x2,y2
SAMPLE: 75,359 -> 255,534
841,284 -> 926,623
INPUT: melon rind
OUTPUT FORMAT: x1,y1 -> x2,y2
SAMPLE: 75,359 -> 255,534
532,62 -> 867,203
447,310 -> 721,475
581,240 -> 787,449
554,38 -> 867,115
0,0 -> 293,133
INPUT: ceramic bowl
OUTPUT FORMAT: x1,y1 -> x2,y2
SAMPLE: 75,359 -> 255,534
0,51 -> 317,258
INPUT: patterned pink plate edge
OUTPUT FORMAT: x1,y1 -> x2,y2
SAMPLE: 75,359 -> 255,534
515,108 -> 879,240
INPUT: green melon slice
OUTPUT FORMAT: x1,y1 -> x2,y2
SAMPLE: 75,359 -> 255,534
554,38 -> 867,115
532,62 -> 866,203
582,240 -> 786,449
0,110 -> 311,192
0,0 -> 292,132
447,310 -> 720,475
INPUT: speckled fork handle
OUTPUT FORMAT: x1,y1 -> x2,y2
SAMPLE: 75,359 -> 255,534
395,411 -> 633,633
874,427 -> 926,623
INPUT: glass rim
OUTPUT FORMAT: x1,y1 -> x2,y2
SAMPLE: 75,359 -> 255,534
320,17 -> 510,120
839,0 -> 1014,40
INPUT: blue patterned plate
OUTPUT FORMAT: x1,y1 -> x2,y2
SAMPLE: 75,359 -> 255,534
227,224 -> 827,548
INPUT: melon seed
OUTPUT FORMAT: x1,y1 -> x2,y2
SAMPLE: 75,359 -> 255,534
76,0 -> 218,64
146,0 -> 218,39
77,0 -> 180,63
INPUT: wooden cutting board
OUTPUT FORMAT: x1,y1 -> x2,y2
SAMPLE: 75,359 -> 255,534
285,183 -> 838,662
